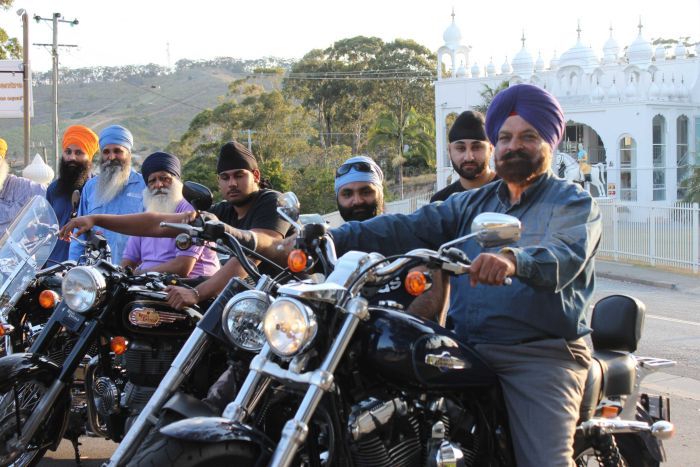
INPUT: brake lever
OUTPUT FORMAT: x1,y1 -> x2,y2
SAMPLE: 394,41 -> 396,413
160,222 -> 202,237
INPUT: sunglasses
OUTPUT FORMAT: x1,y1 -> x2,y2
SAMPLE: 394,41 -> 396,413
102,147 -> 125,156
335,161 -> 374,178
63,148 -> 85,156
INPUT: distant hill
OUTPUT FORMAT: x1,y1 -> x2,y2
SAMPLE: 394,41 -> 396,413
0,57 -> 292,168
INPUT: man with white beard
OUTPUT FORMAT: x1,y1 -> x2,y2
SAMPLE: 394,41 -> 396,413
0,137 -> 46,233
120,152 -> 219,277
68,125 -> 145,263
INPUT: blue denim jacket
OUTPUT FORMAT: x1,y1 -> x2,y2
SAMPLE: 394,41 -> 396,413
330,172 -> 602,344
68,170 -> 145,264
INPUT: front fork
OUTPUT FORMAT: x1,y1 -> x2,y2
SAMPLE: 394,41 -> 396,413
106,327 -> 211,467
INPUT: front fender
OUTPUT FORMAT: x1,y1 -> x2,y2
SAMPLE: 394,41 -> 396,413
0,352 -> 61,392
160,417 -> 274,454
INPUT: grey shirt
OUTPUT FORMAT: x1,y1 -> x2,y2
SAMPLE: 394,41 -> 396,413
0,174 -> 47,233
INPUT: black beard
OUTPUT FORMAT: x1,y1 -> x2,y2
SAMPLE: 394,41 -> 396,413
56,158 -> 91,194
230,190 -> 258,207
451,159 -> 486,180
338,201 -> 380,222
496,150 -> 545,184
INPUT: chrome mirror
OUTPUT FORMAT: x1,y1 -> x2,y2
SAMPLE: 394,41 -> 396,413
471,213 -> 521,248
278,192 -> 300,221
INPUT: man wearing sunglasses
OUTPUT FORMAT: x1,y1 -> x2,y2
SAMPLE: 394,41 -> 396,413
46,125 -> 99,263
431,110 -> 498,203
335,155 -> 385,222
68,124 -> 146,264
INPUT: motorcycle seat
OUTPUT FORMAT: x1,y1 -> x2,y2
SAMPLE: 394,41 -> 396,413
592,349 -> 636,397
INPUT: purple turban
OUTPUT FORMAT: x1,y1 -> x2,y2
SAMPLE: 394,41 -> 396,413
485,84 -> 565,150
141,151 -> 181,184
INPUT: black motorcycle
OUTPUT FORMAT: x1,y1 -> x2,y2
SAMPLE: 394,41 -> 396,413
0,186 -> 228,467
132,208 -> 675,467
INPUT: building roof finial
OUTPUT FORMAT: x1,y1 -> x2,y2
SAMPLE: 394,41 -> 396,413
521,30 -> 526,48
577,19 -> 582,40
451,6 -> 455,22
637,16 -> 643,35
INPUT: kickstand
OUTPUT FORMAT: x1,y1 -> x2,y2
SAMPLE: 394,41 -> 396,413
70,437 -> 82,466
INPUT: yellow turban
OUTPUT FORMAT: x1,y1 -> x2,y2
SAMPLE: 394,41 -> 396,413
62,125 -> 99,160
0,138 -> 7,158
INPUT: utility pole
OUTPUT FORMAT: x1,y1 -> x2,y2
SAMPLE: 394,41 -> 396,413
33,13 -> 78,173
17,9 -> 30,167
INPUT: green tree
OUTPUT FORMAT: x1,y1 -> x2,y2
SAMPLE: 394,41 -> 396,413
682,167 -> 700,203
472,80 -> 510,114
0,0 -> 21,60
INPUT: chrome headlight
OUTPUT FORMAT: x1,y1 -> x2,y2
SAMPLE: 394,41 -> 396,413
61,266 -> 106,313
221,290 -> 270,352
263,297 -> 317,357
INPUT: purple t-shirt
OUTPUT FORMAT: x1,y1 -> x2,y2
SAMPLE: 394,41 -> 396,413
122,199 -> 220,278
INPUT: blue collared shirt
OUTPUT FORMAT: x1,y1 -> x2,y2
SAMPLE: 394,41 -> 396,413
330,172 -> 602,344
68,170 -> 145,264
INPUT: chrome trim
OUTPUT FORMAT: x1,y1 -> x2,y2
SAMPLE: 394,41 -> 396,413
425,351 -> 470,370
249,355 -> 334,392
220,290 -> 269,351
435,440 -> 466,467
344,296 -> 369,321
623,355 -> 677,419
276,282 -> 346,304
264,297 -> 317,357
349,398 -> 407,441
577,418 -> 675,440
62,266 -> 107,313
84,355 -> 110,438
222,344 -> 273,422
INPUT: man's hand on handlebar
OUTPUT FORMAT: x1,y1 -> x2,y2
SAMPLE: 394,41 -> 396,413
59,215 -> 96,240
165,285 -> 199,310
468,252 -> 516,287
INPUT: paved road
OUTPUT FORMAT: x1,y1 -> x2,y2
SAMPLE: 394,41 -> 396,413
38,277 -> 700,466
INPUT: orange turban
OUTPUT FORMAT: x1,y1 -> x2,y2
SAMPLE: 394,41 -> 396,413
0,138 -> 7,157
62,125 -> 99,160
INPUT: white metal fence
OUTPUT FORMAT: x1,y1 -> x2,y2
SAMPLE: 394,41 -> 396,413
597,199 -> 700,273
323,194 -> 700,273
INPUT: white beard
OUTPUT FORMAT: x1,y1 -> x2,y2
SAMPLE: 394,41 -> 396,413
97,158 -> 132,203
142,178 -> 183,214
0,159 -> 8,190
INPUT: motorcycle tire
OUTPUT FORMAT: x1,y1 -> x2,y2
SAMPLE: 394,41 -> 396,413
0,379 -> 57,467
573,434 -> 660,467
126,437 -> 260,467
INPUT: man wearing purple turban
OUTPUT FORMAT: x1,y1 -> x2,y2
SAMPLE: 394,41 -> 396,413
278,83 -> 601,466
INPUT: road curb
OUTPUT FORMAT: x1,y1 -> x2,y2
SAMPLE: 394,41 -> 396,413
596,271 -> 678,290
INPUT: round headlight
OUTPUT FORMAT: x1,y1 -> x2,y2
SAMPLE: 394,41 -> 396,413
263,298 -> 317,357
61,266 -> 106,313
221,290 -> 270,352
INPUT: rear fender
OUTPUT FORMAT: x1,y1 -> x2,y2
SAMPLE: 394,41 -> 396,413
0,353 -> 61,392
160,416 -> 274,455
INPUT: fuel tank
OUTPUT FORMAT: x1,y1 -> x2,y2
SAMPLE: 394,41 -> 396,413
357,307 -> 497,389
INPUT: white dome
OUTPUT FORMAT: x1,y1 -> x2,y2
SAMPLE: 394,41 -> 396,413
607,81 -> 620,102
22,154 -> 54,185
486,58 -> 496,77
511,34 -> 534,76
559,34 -> 599,71
624,77 -> 637,100
455,62 -> 468,78
471,62 -> 481,77
627,22 -> 653,65
535,51 -> 545,72
591,81 -> 605,103
675,41 -> 687,59
654,45 -> 667,61
550,51 -> 560,70
501,57 -> 512,75
603,27 -> 620,64
443,13 -> 462,48
661,76 -> 674,100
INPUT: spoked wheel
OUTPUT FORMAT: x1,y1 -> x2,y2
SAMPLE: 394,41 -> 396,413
0,380 -> 50,467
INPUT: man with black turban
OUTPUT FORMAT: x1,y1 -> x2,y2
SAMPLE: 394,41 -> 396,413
262,83 -> 602,466
430,110 -> 498,202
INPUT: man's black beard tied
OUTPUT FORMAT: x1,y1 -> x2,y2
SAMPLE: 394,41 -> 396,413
497,150 -> 544,184
56,159 -> 91,195
338,201 -> 380,222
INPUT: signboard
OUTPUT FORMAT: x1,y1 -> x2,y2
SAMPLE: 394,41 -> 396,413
0,60 -> 32,119
607,182 -> 616,197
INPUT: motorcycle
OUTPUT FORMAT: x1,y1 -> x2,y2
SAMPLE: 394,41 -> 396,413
106,187 -> 303,467
0,196 -> 65,356
134,204 -> 675,467
0,185 -> 225,467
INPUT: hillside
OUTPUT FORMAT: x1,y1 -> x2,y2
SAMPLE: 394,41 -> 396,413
0,62 -> 284,167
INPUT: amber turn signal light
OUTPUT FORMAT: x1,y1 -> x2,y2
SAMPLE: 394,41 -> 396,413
110,336 -> 128,355
287,249 -> 309,273
601,405 -> 620,418
405,271 -> 432,296
38,290 -> 60,309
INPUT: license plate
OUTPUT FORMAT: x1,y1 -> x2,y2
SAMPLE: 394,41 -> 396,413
642,393 -> 671,421
57,306 -> 86,333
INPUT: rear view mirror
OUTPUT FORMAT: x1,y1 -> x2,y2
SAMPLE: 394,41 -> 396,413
183,181 -> 213,212
470,213 -> 521,248
278,192 -> 300,222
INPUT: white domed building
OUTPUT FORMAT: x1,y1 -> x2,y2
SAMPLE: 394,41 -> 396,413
435,16 -> 699,203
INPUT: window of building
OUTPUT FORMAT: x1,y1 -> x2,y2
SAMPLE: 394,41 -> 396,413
677,115 -> 690,199
619,135 -> 637,201
652,115 -> 666,200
